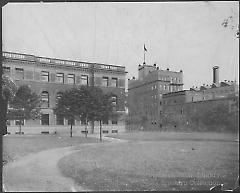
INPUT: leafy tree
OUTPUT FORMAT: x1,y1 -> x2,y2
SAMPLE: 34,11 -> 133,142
1,75 -> 17,135
74,86 -> 118,136
7,85 -> 41,134
54,85 -> 117,139
54,86 -> 98,138
54,88 -> 81,137
92,91 -> 118,141
87,86 -> 118,134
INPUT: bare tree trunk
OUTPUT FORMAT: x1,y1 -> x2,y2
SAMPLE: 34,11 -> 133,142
70,123 -> 72,137
2,99 -> 8,135
100,120 -> 102,141
19,122 -> 22,134
91,120 -> 94,134
85,118 -> 88,138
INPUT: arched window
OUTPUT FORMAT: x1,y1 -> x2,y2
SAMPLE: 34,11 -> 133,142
41,91 -> 49,107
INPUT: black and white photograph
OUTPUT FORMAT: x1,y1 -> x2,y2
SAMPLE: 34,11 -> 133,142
1,1 -> 239,192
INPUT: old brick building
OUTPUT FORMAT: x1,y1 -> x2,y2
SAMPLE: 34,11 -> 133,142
162,66 -> 239,131
3,51 -> 127,134
128,63 -> 183,130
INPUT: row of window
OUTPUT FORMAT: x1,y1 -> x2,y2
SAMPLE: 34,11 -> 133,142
41,91 -> 118,108
159,76 -> 181,83
151,84 -> 182,92
42,71 -> 89,85
54,115 -> 117,125
102,77 -> 118,87
6,115 -> 117,126
3,67 -> 119,87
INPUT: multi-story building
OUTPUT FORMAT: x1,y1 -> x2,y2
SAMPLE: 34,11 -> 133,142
162,66 -> 239,131
128,63 -> 183,130
3,51 -> 127,134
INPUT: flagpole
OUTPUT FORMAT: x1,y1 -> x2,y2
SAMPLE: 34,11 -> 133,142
143,44 -> 146,65
144,48 -> 145,65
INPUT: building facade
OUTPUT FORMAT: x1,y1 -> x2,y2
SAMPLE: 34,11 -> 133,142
162,66 -> 239,132
3,51 -> 127,134
128,64 -> 183,130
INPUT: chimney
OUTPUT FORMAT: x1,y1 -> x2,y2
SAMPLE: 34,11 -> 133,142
213,66 -> 219,85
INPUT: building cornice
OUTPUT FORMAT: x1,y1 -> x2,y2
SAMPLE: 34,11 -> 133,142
2,51 -> 126,75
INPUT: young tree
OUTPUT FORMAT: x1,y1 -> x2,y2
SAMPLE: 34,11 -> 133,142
54,86 -> 95,138
54,88 -> 80,137
54,86 -> 118,139
76,86 -> 116,135
7,85 -> 41,134
1,75 -> 17,135
92,92 -> 117,141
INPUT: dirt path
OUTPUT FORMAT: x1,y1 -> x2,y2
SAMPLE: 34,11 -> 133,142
2,136 -> 127,192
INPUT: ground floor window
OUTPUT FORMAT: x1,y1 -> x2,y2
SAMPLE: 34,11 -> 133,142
41,114 -> 49,125
68,119 -> 75,125
56,115 -> 64,125
15,120 -> 24,125
80,117 -> 86,125
112,119 -> 118,125
103,119 -> 108,125
81,120 -> 86,125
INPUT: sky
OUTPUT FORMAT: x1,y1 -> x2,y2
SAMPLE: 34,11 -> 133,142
2,1 -> 239,89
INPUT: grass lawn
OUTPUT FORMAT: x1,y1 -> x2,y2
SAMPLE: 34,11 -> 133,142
3,133 -> 99,165
107,131 -> 239,142
58,131 -> 239,191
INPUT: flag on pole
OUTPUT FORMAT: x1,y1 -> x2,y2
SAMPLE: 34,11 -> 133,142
144,44 -> 147,52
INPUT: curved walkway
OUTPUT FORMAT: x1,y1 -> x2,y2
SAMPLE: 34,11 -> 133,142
3,136 -> 127,192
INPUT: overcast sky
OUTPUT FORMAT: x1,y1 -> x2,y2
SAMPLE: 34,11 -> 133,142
2,1 -> 239,89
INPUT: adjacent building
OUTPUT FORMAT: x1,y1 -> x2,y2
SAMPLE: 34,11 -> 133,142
127,63 -> 238,132
162,66 -> 239,131
128,63 -> 183,130
3,51 -> 127,133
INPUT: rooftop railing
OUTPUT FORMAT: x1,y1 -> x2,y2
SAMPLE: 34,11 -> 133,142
2,51 -> 125,72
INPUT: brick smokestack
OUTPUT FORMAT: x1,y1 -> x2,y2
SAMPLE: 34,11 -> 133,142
213,66 -> 219,84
